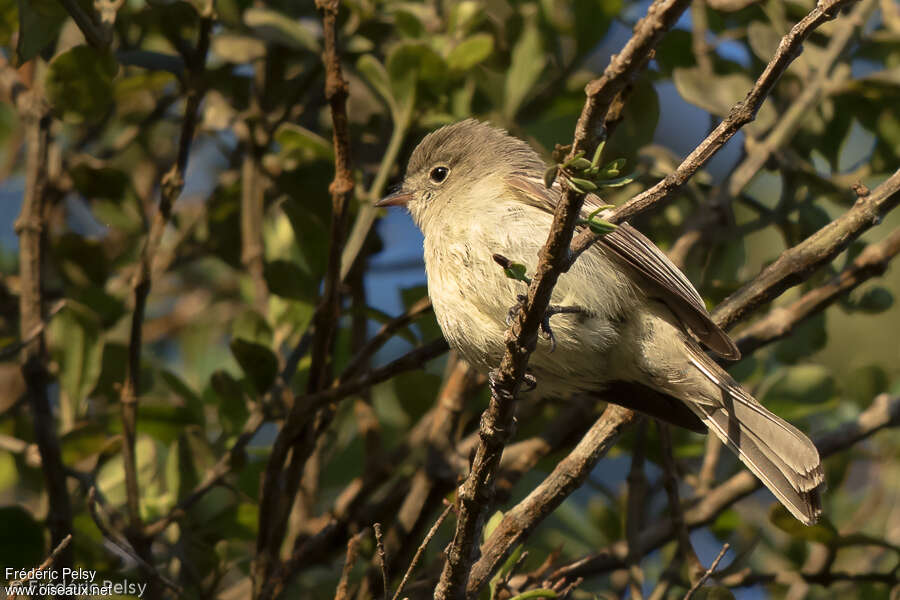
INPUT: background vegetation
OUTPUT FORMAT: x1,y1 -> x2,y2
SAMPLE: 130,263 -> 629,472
1,0 -> 899,598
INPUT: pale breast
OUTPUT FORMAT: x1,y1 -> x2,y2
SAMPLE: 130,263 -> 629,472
422,200 -> 640,397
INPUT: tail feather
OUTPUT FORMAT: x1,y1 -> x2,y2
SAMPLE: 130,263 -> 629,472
687,353 -> 825,525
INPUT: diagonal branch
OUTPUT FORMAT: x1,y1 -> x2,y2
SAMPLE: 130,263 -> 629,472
568,0 -> 862,264
465,406 -> 635,596
713,168 -> 900,330
734,226 -> 900,356
548,393 -> 900,582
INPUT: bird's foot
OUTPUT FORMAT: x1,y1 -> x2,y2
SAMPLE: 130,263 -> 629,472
538,304 -> 585,352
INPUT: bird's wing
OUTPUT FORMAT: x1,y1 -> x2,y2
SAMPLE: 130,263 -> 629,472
505,173 -> 740,360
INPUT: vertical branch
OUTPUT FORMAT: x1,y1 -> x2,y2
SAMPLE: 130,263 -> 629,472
241,152 -> 269,313
253,1 -> 354,596
119,14 -> 212,541
307,0 -> 354,394
15,80 -> 74,571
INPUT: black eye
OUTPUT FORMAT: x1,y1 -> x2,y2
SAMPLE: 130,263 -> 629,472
429,166 -> 449,183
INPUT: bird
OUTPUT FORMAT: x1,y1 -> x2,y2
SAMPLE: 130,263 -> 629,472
376,119 -> 824,525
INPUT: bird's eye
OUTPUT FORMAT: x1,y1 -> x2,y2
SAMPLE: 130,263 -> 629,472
429,166 -> 449,184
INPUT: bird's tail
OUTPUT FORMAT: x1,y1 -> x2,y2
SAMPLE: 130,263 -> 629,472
686,350 -> 824,525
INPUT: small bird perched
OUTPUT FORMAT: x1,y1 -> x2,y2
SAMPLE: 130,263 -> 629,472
377,119 -> 824,525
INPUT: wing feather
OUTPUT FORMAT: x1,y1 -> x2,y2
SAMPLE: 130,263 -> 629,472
505,174 -> 740,359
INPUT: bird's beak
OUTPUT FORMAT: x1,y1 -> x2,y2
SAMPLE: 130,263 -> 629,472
375,190 -> 413,208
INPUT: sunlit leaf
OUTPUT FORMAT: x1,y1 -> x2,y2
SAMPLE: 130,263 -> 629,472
446,33 -> 493,71
504,17 -> 545,118
769,504 -> 837,544
244,7 -> 318,51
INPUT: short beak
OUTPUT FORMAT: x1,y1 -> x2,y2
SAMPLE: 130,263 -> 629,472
375,190 -> 413,208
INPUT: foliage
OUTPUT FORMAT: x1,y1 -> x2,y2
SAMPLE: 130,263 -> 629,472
0,0 -> 899,599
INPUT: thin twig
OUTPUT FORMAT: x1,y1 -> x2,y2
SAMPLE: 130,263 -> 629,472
658,423 -> 702,583
57,0 -> 112,48
374,523 -> 390,600
8,534 -> 73,599
733,226 -> 900,356
334,529 -> 368,600
568,0 -> 862,263
87,488 -> 183,595
549,393 -> 900,581
466,405 -> 636,596
683,543 -> 730,600
119,16 -> 213,545
393,503 -> 453,600
341,296 -> 433,381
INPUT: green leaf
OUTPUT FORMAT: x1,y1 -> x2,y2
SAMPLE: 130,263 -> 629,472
543,165 -> 558,188
852,286 -> 894,313
387,42 -> 444,123
596,174 -> 636,188
264,260 -> 318,303
230,339 -> 278,392
674,67 -> 776,135
211,32 -> 267,63
446,33 -> 494,71
761,364 -> 834,406
448,1 -> 483,35
504,18 -> 546,118
483,510 -> 504,543
275,123 -> 333,164
693,587 -> 736,600
61,424 -> 115,465
243,7 -> 318,51
357,54 -> 396,115
210,370 -> 249,434
232,309 -> 273,347
0,0 -> 18,48
48,302 -> 104,419
0,506 -> 45,569
45,45 -> 119,123
508,590 -> 557,600
15,0 -> 66,63
567,177 -> 597,193
769,504 -> 837,544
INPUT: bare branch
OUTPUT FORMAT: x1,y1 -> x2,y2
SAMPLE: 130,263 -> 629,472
118,16 -> 212,539
568,0 -> 862,263
465,405 -> 635,596
7,535 -> 72,599
713,168 -> 900,330
683,543 -> 730,600
334,530 -> 368,600
734,226 -> 900,356
14,70 -> 73,570
549,393 -> 900,582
